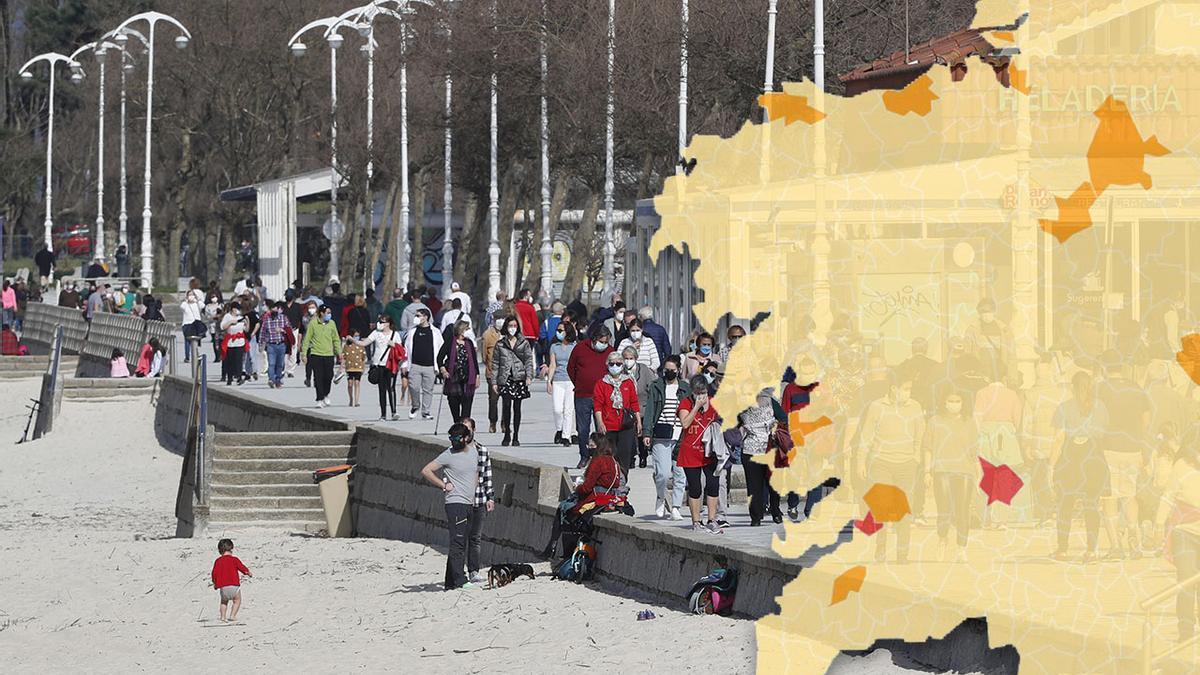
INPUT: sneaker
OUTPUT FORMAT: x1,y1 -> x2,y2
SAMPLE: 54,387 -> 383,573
321,399 -> 330,408
706,520 -> 724,535
409,408 -> 418,420
489,422 -> 496,433
390,413 -> 400,421
460,582 -> 482,590
670,507 -> 682,521
314,400 -> 325,409
639,458 -> 647,468
422,413 -> 433,420
692,523 -> 707,533
787,508 -> 800,522
304,378 -> 311,387
656,502 -> 667,519
469,571 -> 486,584
715,519 -> 730,528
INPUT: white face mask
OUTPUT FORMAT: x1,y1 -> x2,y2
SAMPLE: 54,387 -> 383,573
494,319 -> 504,330
592,341 -> 609,352
377,322 -> 387,330
507,326 -> 518,336
624,358 -> 637,370
608,364 -> 624,376
629,330 -> 643,341
308,307 -> 317,315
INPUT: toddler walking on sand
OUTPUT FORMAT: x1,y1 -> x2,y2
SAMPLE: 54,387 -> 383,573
211,538 -> 252,622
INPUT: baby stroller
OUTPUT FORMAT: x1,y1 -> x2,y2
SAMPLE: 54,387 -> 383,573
543,490 -> 633,583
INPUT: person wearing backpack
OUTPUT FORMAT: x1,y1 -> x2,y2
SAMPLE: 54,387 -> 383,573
350,314 -> 404,421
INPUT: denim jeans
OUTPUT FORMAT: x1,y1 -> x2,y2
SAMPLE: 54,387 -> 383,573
574,397 -> 595,462
265,342 -> 286,384
651,439 -> 686,509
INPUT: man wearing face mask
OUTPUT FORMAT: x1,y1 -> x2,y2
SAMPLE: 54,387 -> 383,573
616,318 -> 660,371
259,301 -> 291,389
404,308 -> 444,420
682,332 -> 721,381
478,313 -> 505,433
858,369 -> 926,563
641,355 -> 690,520
567,325 -> 615,468
300,304 -> 343,406
400,291 -> 430,335
964,298 -> 1017,385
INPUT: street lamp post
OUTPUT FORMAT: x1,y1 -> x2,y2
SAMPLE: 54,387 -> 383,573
290,17 -> 347,280
538,0 -> 552,299
69,40 -> 120,262
18,52 -> 81,254
678,0 -> 688,172
601,0 -> 616,295
487,0 -> 501,300
110,29 -> 149,253
441,17 -> 454,292
114,11 -> 191,290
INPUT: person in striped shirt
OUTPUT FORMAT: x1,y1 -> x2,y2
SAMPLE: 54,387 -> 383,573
462,417 -> 494,585
616,318 -> 661,371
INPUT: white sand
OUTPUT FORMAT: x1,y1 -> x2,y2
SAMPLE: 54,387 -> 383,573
0,378 -> 754,672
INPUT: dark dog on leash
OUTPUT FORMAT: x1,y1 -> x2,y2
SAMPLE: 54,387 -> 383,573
487,563 -> 536,589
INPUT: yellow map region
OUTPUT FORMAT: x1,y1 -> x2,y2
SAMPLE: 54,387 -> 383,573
651,1 -> 1200,673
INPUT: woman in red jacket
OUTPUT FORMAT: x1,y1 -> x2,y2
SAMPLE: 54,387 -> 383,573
592,351 -> 642,476
678,375 -> 723,534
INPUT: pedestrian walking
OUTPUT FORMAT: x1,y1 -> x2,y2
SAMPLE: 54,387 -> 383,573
641,355 -> 689,521
546,322 -> 578,446
301,305 -> 342,408
492,316 -> 534,446
439,321 -> 479,425
259,301 -> 290,388
567,325 -> 614,468
219,303 -> 249,386
1051,371 -> 1111,564
479,315 -> 504,433
351,314 -> 404,421
404,308 -> 443,419
858,369 -> 926,563
923,390 -> 979,562
592,351 -> 642,476
677,375 -> 723,535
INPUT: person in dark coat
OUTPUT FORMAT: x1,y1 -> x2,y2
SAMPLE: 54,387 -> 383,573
439,320 -> 480,424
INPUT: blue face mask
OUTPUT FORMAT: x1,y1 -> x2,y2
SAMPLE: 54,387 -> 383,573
699,345 -> 712,356
556,330 -> 566,340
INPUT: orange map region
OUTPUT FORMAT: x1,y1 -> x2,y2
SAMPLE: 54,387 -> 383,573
882,75 -> 939,117
1176,333 -> 1200,386
861,483 -> 911,523
757,92 -> 826,126
787,413 -> 833,447
830,566 -> 867,606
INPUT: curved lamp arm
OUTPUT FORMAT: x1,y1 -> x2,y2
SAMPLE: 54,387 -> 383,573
18,51 -> 80,77
288,16 -> 342,49
115,11 -> 192,41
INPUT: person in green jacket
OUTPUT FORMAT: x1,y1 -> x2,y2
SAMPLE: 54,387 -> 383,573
383,288 -> 410,333
641,356 -> 691,521
301,305 -> 343,407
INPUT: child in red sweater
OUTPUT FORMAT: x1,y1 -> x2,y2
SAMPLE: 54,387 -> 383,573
211,538 -> 252,622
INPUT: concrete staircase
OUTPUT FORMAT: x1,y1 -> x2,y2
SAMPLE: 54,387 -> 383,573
61,377 -> 159,402
0,354 -> 78,380
207,431 -> 355,534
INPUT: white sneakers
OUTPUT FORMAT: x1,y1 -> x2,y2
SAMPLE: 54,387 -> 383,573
409,408 -> 418,420
670,507 -> 682,521
469,571 -> 486,584
320,399 -> 330,408
656,502 -> 667,519
314,399 -> 326,409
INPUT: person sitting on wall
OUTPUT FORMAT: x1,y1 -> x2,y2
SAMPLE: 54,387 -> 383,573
1,323 -> 25,356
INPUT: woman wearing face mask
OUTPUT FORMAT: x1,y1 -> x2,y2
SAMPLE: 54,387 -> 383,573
438,321 -> 480,425
301,301 -> 319,387
479,314 -> 506,433
682,332 -> 721,381
491,316 -> 534,446
350,314 -> 404,420
616,318 -> 660,371
300,304 -> 343,408
1049,371 -> 1111,563
593,351 -> 642,476
641,355 -> 690,520
678,375 -> 723,534
622,346 -> 657,467
219,302 -> 248,386
740,390 -> 785,526
922,390 -> 979,562
546,322 -> 578,446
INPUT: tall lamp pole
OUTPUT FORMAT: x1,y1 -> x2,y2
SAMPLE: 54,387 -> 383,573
538,0 -> 552,299
69,41 -> 120,262
114,11 -> 191,290
601,0 -> 616,295
677,0 -> 688,172
18,52 -> 82,254
109,27 -> 149,253
487,0 -> 501,300
441,16 -> 454,291
291,17 -> 347,280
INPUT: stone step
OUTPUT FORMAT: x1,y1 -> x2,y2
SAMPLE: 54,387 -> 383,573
208,508 -> 325,523
211,482 -> 319,498
61,394 -> 149,403
206,520 -> 325,535
210,495 -> 323,510
62,377 -> 158,388
213,431 -> 355,447
213,458 -> 348,473
214,444 -> 354,461
0,371 -> 45,379
210,469 -> 315,485
63,388 -> 154,399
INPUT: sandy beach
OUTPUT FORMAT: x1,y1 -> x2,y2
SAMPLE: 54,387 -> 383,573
0,378 -> 756,672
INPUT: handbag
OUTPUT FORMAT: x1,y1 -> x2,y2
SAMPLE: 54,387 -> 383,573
771,423 -> 795,468
620,408 -> 637,431
367,365 -> 381,385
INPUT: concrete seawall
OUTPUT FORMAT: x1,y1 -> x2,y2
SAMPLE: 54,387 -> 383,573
156,375 -> 802,617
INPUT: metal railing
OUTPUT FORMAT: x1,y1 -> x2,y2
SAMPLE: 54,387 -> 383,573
1141,566 -> 1200,673
31,325 -> 65,441
196,355 -> 209,505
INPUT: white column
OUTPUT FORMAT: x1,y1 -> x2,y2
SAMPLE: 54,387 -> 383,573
119,49 -> 128,248
487,0 -> 501,299
442,23 -> 454,291
811,0 -> 832,336
42,67 -> 56,252
139,21 -> 156,289
95,53 -> 107,260
539,0 -> 553,298
759,0 -> 778,185
677,0 -> 688,171
365,33 -> 375,288
601,0 -> 616,294
328,40 -> 340,279
398,30 -> 411,290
